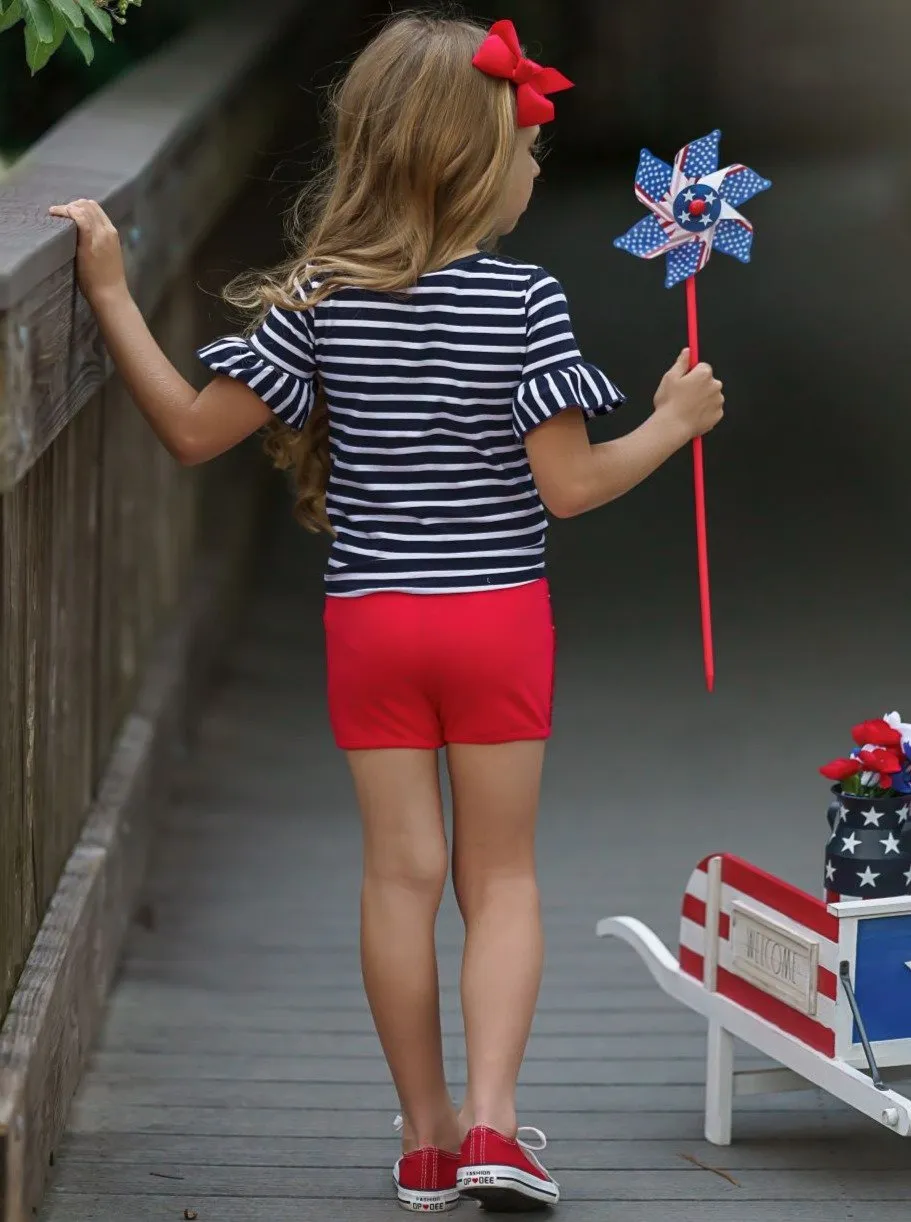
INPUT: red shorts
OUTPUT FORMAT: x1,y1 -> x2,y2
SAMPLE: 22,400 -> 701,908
324,580 -> 556,750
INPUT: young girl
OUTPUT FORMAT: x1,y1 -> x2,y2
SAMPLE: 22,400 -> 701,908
51,12 -> 723,1212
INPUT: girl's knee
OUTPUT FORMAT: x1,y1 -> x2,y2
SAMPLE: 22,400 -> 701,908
367,838 -> 449,899
453,860 -> 538,914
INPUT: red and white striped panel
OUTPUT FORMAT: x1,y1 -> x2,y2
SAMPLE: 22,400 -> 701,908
679,853 -> 839,1057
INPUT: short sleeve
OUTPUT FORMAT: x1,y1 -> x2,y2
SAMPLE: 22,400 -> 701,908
197,302 -> 317,430
512,269 -> 625,441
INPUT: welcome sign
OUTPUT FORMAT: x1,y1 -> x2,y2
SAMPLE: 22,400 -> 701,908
729,902 -> 819,1016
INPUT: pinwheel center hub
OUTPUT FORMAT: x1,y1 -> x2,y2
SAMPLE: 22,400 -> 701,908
672,183 -> 722,234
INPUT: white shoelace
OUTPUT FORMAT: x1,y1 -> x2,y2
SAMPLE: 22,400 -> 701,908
516,1125 -> 548,1154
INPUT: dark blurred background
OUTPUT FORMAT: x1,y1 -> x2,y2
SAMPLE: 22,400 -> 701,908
9,1 -> 911,165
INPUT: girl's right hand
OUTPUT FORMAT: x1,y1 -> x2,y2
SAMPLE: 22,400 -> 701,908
48,198 -> 128,305
653,348 -> 724,441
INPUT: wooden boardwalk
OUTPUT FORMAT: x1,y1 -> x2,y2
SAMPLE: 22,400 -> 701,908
41,170 -> 911,1220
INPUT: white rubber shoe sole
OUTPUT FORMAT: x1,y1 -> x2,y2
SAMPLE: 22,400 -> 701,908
457,1163 -> 560,1211
394,1174 -> 461,1213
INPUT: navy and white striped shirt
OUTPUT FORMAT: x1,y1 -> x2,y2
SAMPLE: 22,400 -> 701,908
198,252 -> 624,596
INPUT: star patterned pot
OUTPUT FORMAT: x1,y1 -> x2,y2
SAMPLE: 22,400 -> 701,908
826,787 -> 911,900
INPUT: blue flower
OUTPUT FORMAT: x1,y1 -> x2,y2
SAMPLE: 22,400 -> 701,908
893,768 -> 911,795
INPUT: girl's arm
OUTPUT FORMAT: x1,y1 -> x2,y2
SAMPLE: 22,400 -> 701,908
49,199 -> 271,465
525,348 -> 723,518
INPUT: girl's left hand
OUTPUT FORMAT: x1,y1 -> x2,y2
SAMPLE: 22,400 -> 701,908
48,198 -> 127,304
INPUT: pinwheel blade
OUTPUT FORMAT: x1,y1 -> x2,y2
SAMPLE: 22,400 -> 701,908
713,218 -> 754,264
700,164 -> 772,209
676,130 -> 721,181
720,165 -> 771,208
665,240 -> 704,289
613,214 -> 674,260
634,148 -> 673,204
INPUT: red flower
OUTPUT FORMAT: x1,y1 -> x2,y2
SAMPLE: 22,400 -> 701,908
851,719 -> 902,749
856,748 -> 903,775
820,757 -> 862,781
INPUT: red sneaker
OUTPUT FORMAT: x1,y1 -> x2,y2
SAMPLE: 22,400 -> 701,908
392,1116 -> 461,1213
457,1125 -> 560,1209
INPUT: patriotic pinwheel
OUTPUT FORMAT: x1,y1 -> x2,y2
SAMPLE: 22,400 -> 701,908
614,129 -> 771,288
614,129 -> 771,691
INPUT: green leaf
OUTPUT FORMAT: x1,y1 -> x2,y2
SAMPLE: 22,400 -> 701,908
22,0 -> 55,42
25,7 -> 64,70
0,0 -> 22,33
74,0 -> 110,37
49,0 -> 85,27
66,18 -> 92,63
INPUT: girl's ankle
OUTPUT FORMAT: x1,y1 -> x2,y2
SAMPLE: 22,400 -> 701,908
403,1106 -> 461,1155
459,1103 -> 517,1141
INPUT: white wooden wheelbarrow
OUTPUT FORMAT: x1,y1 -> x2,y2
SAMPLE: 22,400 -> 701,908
596,852 -> 911,1143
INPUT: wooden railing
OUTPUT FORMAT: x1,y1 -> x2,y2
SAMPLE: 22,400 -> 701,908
0,3 -> 359,1216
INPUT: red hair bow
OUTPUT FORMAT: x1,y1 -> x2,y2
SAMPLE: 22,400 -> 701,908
472,18 -> 573,127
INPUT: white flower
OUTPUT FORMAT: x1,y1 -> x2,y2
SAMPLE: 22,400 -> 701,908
885,711 -> 911,738
885,711 -> 911,759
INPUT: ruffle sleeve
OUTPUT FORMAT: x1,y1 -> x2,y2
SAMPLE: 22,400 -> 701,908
197,302 -> 317,430
513,361 -> 625,441
512,268 -> 625,441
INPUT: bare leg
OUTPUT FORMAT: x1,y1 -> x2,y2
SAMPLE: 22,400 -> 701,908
448,741 -> 546,1138
348,748 -> 460,1154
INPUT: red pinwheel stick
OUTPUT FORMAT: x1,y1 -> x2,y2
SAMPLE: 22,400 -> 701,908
685,274 -> 715,693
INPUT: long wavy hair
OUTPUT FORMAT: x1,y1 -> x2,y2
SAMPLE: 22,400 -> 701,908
224,10 -> 518,534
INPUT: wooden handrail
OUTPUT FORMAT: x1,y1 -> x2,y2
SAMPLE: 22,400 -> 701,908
0,0 -> 304,493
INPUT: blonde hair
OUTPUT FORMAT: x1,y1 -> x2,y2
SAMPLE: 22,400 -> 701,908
226,10 -> 518,534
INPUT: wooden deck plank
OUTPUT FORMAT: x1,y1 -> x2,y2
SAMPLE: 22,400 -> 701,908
98,1002 -> 703,1036
88,1051 -> 776,1087
73,1078 -> 840,1112
61,1101 -> 876,1141
113,962 -> 695,992
57,1131 -> 911,1172
95,1030 -> 714,1059
101,983 -> 691,1014
41,1197 -> 911,1222
43,1161 -> 911,1199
